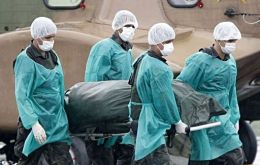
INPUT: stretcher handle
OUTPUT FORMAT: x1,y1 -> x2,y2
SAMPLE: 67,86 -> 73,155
185,121 -> 221,134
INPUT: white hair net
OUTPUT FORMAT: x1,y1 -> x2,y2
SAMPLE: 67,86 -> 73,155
112,10 -> 138,31
213,22 -> 241,41
30,17 -> 57,39
148,23 -> 175,45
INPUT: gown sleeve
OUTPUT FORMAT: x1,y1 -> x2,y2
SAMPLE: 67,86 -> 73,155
14,54 -> 38,129
177,54 -> 206,90
84,42 -> 111,81
150,71 -> 181,124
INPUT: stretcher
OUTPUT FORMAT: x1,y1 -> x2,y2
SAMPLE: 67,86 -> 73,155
65,80 -> 226,146
71,122 -> 222,142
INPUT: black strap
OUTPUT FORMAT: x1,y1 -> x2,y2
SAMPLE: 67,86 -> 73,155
128,55 -> 145,121
128,54 -> 145,86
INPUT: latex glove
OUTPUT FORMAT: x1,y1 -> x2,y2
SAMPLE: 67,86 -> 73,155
175,120 -> 188,134
32,121 -> 47,145
235,122 -> 239,133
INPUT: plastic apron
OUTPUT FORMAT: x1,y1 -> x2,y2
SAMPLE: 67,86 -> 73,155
14,50 -> 71,156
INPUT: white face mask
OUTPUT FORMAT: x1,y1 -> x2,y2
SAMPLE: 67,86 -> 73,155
220,42 -> 236,54
38,39 -> 54,51
119,27 -> 135,42
158,43 -> 174,56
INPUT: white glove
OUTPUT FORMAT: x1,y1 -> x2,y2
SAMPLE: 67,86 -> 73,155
235,122 -> 239,133
32,121 -> 47,145
175,120 -> 188,134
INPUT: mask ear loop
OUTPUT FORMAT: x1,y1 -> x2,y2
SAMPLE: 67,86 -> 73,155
36,38 -> 43,46
218,40 -> 225,48
156,43 -> 164,51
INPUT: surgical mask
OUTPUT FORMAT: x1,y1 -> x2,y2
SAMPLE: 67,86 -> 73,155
38,39 -> 54,51
119,27 -> 135,42
159,43 -> 174,56
220,42 -> 236,54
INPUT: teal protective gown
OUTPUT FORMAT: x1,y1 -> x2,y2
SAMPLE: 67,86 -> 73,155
130,52 -> 181,160
85,38 -> 133,82
14,49 -> 71,156
84,38 -> 134,147
177,52 -> 242,160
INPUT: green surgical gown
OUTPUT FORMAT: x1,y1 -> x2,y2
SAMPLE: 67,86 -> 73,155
177,52 -> 242,160
85,38 -> 133,82
84,38 -> 134,147
14,49 -> 71,156
129,53 -> 181,160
